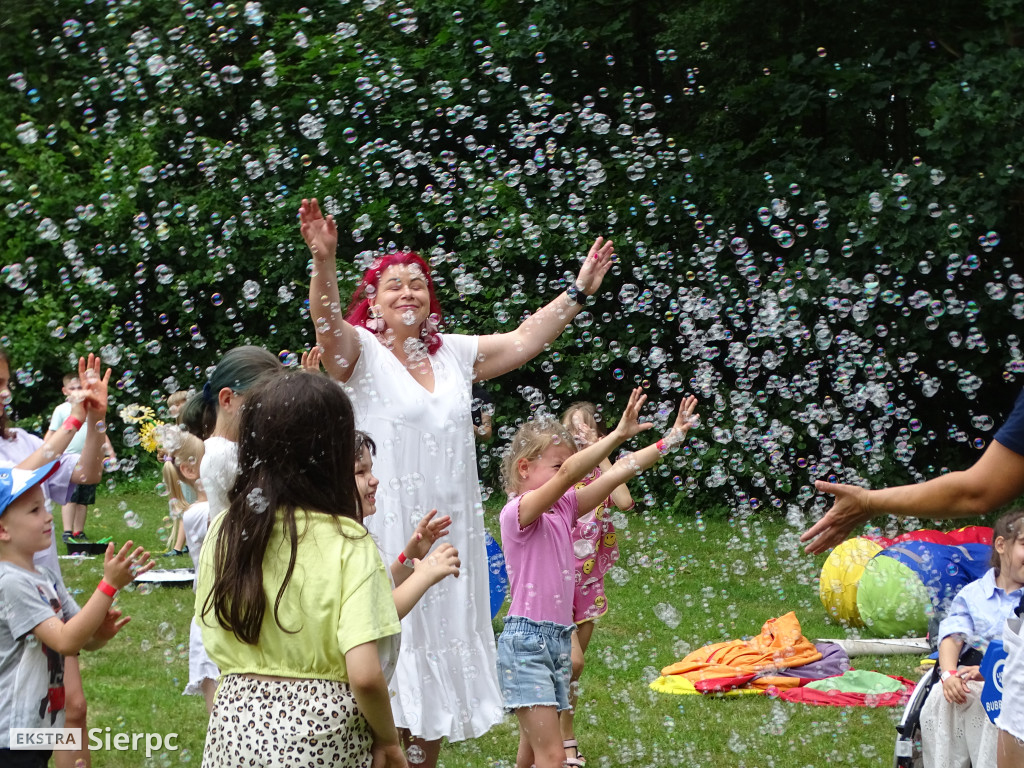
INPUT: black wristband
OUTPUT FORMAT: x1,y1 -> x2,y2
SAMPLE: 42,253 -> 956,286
565,283 -> 585,305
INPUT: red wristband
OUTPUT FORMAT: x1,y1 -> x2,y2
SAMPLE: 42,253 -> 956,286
656,438 -> 667,454
96,579 -> 117,598
396,551 -> 415,569
63,416 -> 84,432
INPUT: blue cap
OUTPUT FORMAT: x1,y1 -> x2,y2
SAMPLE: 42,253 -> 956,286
0,461 -> 60,517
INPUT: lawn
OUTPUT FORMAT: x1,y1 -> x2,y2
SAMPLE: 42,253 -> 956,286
60,485 -> 921,767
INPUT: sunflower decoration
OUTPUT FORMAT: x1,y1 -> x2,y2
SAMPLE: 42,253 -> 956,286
118,403 -> 156,424
118,403 -> 165,454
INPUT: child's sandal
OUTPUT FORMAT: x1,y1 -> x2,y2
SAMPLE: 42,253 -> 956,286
563,739 -> 586,767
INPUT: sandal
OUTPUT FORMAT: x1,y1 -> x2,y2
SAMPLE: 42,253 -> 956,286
563,739 -> 586,767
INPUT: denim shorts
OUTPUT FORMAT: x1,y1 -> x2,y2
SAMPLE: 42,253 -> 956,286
496,616 -> 574,711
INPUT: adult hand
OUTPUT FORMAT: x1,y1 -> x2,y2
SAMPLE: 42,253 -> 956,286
299,198 -> 338,262
612,387 -> 653,442
575,236 -> 615,295
800,480 -> 874,554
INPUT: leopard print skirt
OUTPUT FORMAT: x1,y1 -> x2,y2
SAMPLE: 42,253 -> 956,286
202,675 -> 372,768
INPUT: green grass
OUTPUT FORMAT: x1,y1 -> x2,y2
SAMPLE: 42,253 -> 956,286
60,489 -> 922,767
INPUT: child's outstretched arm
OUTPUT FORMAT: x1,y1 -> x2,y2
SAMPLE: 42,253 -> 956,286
72,354 -> 112,485
577,396 -> 698,513
390,509 -> 452,586
392,543 -> 461,619
31,541 -> 153,656
518,388 -> 651,528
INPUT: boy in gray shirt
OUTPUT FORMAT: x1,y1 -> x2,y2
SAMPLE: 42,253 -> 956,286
0,462 -> 153,767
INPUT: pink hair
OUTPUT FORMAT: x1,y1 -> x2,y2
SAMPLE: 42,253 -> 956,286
344,251 -> 445,354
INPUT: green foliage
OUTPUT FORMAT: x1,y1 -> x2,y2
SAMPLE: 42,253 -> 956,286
1,1 -> 1023,513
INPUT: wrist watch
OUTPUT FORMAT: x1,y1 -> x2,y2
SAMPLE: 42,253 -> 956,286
565,283 -> 585,306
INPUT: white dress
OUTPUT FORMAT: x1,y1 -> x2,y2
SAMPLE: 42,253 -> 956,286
200,437 -> 237,519
181,501 -> 219,695
343,327 -> 503,742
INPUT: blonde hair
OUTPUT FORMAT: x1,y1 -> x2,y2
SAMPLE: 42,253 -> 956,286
561,401 -> 606,444
162,432 -> 205,519
500,417 -> 576,495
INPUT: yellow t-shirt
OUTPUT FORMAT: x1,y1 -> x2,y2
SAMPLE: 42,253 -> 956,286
196,510 -> 401,682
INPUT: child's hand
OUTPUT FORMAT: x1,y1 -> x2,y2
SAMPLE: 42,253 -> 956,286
370,742 -> 409,768
941,671 -> 970,704
92,608 -> 131,642
611,387 -> 653,441
663,395 -> 699,449
102,541 -> 154,590
405,509 -> 452,560
570,413 -> 598,447
413,543 -> 460,587
301,346 -> 323,373
78,354 -> 112,418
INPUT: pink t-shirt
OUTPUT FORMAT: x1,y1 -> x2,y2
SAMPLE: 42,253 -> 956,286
499,488 -> 578,626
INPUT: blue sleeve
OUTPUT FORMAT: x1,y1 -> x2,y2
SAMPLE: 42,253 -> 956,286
938,584 -> 976,642
994,388 -> 1024,456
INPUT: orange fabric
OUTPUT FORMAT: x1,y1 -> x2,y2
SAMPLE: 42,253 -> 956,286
660,612 -> 821,691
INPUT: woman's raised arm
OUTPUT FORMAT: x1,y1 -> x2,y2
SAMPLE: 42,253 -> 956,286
301,198 -> 362,383
474,236 -> 614,381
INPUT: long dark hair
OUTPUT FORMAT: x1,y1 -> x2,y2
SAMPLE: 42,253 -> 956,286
202,372 -> 363,645
180,346 -> 282,439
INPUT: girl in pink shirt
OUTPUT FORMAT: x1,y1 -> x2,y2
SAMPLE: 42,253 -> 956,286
497,388 -> 697,768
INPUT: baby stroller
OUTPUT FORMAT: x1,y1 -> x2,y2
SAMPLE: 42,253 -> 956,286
893,646 -> 985,767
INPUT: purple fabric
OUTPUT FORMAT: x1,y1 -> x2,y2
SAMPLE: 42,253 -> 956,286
772,642 -> 850,680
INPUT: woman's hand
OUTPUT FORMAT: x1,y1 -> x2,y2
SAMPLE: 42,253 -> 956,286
575,236 -> 615,295
299,198 -> 338,262
612,387 -> 653,442
801,481 -> 874,554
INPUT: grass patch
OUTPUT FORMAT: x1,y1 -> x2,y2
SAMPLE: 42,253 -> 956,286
61,488 -> 920,767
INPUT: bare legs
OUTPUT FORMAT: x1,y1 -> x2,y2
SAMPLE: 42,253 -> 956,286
998,729 -> 1024,768
559,621 -> 596,764
400,730 -> 441,768
55,656 -> 89,768
516,705 -> 564,768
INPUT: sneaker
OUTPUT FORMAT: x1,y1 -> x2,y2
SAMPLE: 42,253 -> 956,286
62,531 -> 73,544
71,531 -> 89,542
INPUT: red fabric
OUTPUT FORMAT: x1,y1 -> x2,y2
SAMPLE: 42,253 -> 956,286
891,526 -> 992,546
775,676 -> 916,707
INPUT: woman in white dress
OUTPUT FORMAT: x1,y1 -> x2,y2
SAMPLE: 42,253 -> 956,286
300,197 -> 614,767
